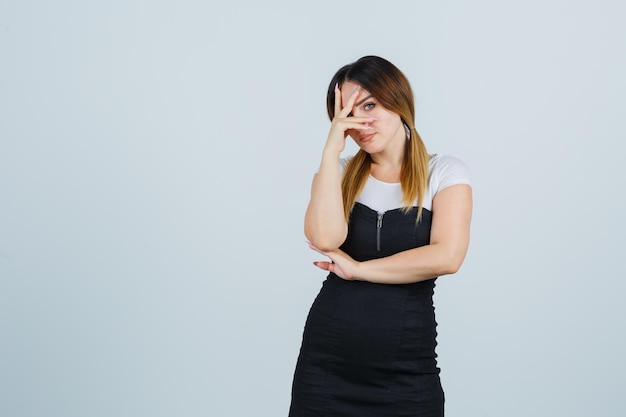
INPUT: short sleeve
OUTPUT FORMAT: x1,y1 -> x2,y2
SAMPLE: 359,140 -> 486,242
315,157 -> 350,175
429,155 -> 472,197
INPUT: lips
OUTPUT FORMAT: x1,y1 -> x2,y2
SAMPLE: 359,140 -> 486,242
359,133 -> 376,142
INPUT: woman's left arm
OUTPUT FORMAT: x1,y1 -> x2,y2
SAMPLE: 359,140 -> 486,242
311,184 -> 472,284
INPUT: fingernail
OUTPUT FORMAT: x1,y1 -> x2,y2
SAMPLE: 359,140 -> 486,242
334,83 -> 339,92
368,117 -> 377,121
353,86 -> 360,94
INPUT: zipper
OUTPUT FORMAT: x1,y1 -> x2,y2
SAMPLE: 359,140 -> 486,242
376,211 -> 385,251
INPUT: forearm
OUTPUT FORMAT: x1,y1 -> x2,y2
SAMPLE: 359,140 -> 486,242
353,243 -> 466,284
304,150 -> 347,250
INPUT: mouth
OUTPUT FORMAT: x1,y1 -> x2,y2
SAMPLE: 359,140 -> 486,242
359,133 -> 376,142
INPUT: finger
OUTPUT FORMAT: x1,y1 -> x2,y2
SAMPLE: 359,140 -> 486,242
338,86 -> 361,118
333,83 -> 341,117
335,116 -> 376,126
313,261 -> 332,271
334,120 -> 375,132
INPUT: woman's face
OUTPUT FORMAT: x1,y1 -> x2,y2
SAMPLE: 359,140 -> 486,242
340,81 -> 405,156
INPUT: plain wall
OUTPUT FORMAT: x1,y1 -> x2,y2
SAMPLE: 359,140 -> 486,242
1,1 -> 625,416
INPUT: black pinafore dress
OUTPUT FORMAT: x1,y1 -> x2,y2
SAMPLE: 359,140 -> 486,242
289,202 -> 443,417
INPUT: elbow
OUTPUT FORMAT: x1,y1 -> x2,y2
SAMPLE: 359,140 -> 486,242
304,227 -> 347,252
305,235 -> 346,252
436,250 -> 466,276
312,242 -> 342,252
439,262 -> 462,276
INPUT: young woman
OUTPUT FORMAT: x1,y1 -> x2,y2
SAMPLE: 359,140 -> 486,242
289,56 -> 473,417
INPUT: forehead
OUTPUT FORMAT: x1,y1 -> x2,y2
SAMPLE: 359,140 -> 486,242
340,81 -> 372,103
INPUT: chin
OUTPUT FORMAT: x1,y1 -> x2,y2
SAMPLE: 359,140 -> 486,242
358,142 -> 384,154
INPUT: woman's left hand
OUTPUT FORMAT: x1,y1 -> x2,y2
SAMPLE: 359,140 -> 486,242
308,242 -> 359,281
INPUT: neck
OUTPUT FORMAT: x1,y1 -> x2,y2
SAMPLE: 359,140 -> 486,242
370,139 -> 405,169
369,141 -> 406,183
370,152 -> 403,169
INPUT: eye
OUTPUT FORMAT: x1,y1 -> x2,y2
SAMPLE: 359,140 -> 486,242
363,102 -> 375,111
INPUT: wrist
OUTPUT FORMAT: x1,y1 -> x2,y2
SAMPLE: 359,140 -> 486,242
352,260 -> 367,282
321,147 -> 342,160
318,150 -> 342,173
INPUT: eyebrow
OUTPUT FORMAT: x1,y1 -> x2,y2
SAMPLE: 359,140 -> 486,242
355,95 -> 373,107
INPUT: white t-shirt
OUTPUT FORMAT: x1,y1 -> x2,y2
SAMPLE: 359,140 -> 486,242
339,154 -> 471,213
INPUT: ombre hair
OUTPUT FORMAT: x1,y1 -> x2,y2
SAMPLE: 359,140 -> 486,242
326,56 -> 429,221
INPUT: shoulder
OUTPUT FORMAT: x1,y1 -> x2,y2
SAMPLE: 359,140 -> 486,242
428,154 -> 472,196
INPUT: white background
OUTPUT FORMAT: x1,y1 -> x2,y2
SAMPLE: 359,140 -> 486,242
1,1 -> 625,416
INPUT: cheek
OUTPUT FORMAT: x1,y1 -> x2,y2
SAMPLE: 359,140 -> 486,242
372,114 -> 393,131
378,114 -> 402,132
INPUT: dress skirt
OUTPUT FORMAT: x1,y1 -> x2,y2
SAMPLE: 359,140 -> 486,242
289,203 -> 443,417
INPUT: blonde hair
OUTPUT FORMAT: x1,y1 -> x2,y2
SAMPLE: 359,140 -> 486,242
326,56 -> 429,221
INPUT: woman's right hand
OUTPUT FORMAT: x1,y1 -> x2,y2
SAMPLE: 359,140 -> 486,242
306,84 -> 363,250
323,84 -> 376,155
